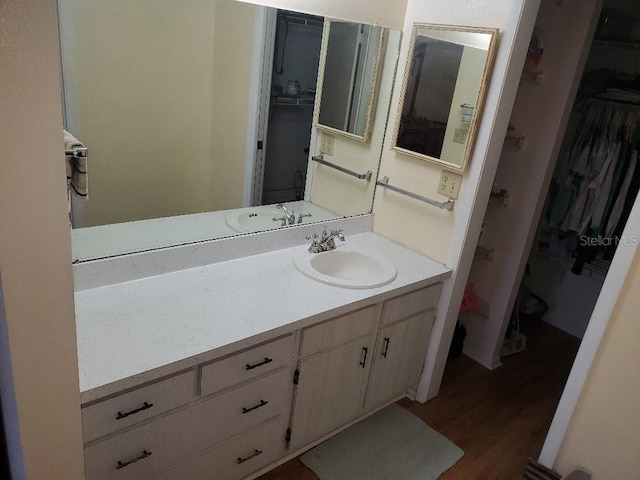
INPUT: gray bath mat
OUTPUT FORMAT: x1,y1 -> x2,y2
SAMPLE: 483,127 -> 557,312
300,404 -> 464,480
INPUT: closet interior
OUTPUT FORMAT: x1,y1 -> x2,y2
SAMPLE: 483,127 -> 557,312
528,0 -> 640,340
458,0 -> 640,369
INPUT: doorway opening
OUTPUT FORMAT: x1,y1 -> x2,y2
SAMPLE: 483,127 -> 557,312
525,1 -> 640,346
451,0 -> 640,471
254,10 -> 324,206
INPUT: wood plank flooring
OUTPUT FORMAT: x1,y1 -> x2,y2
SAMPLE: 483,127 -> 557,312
258,320 -> 580,480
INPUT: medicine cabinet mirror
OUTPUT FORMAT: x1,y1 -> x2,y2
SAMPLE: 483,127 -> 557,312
314,20 -> 386,142
392,24 -> 498,172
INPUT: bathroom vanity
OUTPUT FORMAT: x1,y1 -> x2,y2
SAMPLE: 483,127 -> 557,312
74,222 -> 450,480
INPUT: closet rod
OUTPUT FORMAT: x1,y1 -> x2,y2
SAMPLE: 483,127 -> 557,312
587,97 -> 640,111
376,176 -> 455,212
65,147 -> 88,158
311,155 -> 372,181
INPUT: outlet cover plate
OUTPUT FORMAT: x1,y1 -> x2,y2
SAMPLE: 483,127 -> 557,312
453,128 -> 468,144
319,133 -> 335,155
438,170 -> 462,199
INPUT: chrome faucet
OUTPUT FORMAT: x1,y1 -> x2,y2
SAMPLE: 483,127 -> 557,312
307,227 -> 345,253
276,203 -> 296,225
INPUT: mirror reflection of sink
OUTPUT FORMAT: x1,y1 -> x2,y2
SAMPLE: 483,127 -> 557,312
225,207 -> 286,233
293,244 -> 397,289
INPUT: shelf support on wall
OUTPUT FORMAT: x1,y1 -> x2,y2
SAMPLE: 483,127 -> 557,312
505,134 -> 526,149
521,70 -> 544,84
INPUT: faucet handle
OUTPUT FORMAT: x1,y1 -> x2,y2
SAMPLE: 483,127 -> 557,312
331,229 -> 345,241
297,213 -> 312,224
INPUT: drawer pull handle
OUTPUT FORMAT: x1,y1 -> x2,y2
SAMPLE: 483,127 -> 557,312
245,357 -> 273,370
115,401 -> 154,420
116,450 -> 152,469
237,449 -> 263,464
360,346 -> 368,368
382,337 -> 390,358
242,399 -> 269,414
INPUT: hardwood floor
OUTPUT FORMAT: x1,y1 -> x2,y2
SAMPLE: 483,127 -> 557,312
258,320 -> 580,480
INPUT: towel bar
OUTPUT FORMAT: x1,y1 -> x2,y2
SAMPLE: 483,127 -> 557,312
311,155 -> 372,181
376,176 -> 455,211
65,147 -> 88,158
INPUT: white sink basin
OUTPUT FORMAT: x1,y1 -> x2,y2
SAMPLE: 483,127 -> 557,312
293,244 -> 397,289
225,207 -> 286,233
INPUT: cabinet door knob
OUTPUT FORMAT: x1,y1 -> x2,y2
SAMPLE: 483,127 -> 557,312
359,346 -> 368,368
382,337 -> 390,358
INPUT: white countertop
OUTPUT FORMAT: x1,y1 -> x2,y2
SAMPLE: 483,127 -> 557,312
75,232 -> 450,403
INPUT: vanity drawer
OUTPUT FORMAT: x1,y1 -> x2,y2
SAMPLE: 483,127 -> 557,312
299,306 -> 378,357
84,368 -> 291,480
381,283 -> 442,325
200,335 -> 295,396
151,415 -> 288,480
82,369 -> 197,443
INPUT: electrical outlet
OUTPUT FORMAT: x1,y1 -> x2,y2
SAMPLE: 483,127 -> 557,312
319,133 -> 335,155
453,128 -> 468,144
437,170 -> 462,199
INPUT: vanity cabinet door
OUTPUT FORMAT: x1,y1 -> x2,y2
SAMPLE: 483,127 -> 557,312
289,336 -> 372,449
364,311 -> 436,409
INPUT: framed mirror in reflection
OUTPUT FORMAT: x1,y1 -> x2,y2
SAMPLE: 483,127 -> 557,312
314,20 -> 386,142
392,24 -> 498,172
57,0 -> 401,262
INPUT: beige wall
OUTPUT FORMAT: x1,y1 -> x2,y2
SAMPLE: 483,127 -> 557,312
373,0 -> 510,264
554,253 -> 640,478
309,30 -> 401,217
210,0 -> 257,211
60,0 -> 255,227
0,0 -> 85,478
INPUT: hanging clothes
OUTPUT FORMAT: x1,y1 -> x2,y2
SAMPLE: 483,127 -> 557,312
545,99 -> 640,273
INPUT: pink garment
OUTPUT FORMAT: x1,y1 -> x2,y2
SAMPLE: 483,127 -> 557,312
460,283 -> 479,313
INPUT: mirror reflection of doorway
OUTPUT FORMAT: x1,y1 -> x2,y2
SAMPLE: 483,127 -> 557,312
257,10 -> 323,205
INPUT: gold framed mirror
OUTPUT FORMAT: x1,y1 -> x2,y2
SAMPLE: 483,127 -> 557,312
391,24 -> 498,172
313,19 -> 387,142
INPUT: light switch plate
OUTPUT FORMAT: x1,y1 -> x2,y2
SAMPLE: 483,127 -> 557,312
319,133 -> 335,155
437,170 -> 462,199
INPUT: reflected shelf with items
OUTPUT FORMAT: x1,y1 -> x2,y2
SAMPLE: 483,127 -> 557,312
271,94 -> 315,106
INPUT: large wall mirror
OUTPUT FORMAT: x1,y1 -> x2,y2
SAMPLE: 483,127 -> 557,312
392,24 -> 498,172
314,20 -> 386,142
58,0 -> 401,262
